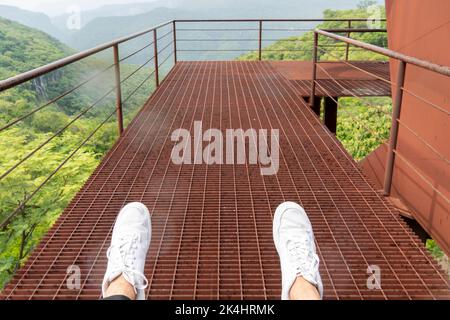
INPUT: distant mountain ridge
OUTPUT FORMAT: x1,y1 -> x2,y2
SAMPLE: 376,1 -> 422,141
0,5 -> 67,42
51,1 -> 171,31
0,0 -> 385,52
0,16 -> 70,80
68,7 -> 194,50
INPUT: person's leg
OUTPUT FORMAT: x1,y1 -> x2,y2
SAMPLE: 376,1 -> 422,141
102,202 -> 151,300
104,275 -> 136,300
289,277 -> 321,300
273,202 -> 323,300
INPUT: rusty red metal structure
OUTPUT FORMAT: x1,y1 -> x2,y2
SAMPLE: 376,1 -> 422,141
0,17 -> 449,300
362,0 -> 450,256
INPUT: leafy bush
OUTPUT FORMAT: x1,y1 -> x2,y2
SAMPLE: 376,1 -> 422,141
336,98 -> 391,160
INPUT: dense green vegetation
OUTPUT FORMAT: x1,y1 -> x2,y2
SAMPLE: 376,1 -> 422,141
0,17 -> 157,288
336,98 -> 391,160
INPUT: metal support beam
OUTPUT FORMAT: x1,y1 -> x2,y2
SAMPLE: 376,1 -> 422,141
113,44 -> 124,135
383,61 -> 407,196
173,20 -> 177,64
153,29 -> 159,87
312,96 -> 322,116
258,20 -> 263,61
310,32 -> 319,111
345,20 -> 351,61
324,97 -> 337,134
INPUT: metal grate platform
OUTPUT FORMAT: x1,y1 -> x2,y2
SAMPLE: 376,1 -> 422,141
2,61 -> 448,300
270,61 -> 391,97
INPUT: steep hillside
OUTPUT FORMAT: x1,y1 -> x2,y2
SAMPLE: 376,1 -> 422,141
0,17 -> 70,79
0,5 -> 66,42
51,1 -> 170,31
0,18 -> 155,289
239,6 -> 387,61
68,7 -> 194,50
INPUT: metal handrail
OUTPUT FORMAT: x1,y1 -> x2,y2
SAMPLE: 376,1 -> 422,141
0,20 -> 173,91
315,29 -> 450,77
175,18 -> 386,22
174,20 -> 386,62
0,19 -> 388,91
311,28 -> 450,199
0,19 -> 387,230
0,20 -> 177,229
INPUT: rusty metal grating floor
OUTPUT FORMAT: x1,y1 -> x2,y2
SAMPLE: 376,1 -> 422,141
2,61 -> 448,300
270,61 -> 391,97
291,78 -> 391,97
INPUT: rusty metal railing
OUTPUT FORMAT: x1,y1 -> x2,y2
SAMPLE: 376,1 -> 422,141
311,28 -> 450,201
0,18 -> 387,229
174,18 -> 386,61
0,20 -> 177,228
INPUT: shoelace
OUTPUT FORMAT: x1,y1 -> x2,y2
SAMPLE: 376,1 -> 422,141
106,233 -> 148,291
287,234 -> 320,279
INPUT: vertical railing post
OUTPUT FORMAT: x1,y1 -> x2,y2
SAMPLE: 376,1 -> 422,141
113,44 -> 124,135
310,32 -> 319,111
258,20 -> 263,61
153,29 -> 159,87
345,20 -> 351,61
173,20 -> 177,64
383,60 -> 407,196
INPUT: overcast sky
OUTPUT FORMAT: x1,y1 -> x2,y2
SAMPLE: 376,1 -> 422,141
0,0 -> 160,15
0,0 -> 384,16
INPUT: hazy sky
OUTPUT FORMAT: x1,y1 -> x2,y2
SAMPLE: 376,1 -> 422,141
0,0 -> 384,16
0,0 -> 160,15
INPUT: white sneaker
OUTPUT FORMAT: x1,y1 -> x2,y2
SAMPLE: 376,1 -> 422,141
102,202 -> 151,300
273,202 -> 323,300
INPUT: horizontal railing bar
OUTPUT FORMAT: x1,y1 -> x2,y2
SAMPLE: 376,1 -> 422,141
0,20 -> 174,91
175,18 -> 386,22
120,55 -> 155,84
157,29 -> 174,41
316,29 -> 450,77
264,38 -> 303,41
157,41 -> 175,56
177,28 -> 260,31
178,49 -> 258,52
176,38 -> 374,47
119,42 -> 154,62
176,39 -> 376,44
177,39 -> 260,41
122,70 -> 156,104
0,108 -> 117,229
321,28 -> 387,33
263,28 -> 386,32
262,49 -> 314,52
158,52 -> 175,68
178,49 -> 320,52
261,28 -> 316,31
0,63 -> 116,133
